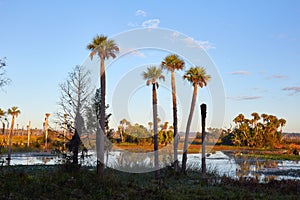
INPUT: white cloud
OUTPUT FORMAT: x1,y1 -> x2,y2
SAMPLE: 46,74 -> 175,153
119,47 -> 146,58
182,37 -> 215,50
253,87 -> 268,93
141,19 -> 160,28
269,74 -> 288,79
227,96 -> 262,101
229,70 -> 251,76
282,86 -> 300,95
135,9 -> 147,17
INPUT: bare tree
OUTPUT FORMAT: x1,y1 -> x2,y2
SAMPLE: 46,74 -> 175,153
0,57 -> 11,89
57,65 -> 93,138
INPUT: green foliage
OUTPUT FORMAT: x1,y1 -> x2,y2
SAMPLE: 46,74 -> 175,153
158,130 -> 173,145
119,123 -> 174,145
222,113 -> 286,148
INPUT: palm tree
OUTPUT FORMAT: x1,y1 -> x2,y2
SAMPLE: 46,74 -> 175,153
161,54 -> 185,173
27,121 -> 31,147
278,118 -> 286,133
142,66 -> 165,180
44,113 -> 50,151
157,117 -> 161,126
276,118 -> 286,143
251,112 -> 260,128
181,67 -> 211,173
251,112 -> 261,145
233,114 -> 245,128
120,118 -> 130,142
0,108 -> 6,135
148,121 -> 153,130
7,106 -> 21,164
87,34 -> 119,178
261,113 -> 269,124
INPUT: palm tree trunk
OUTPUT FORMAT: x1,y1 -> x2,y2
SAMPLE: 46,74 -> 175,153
171,71 -> 179,173
152,83 -> 160,180
97,57 -> 105,179
182,85 -> 198,173
8,115 -> 15,165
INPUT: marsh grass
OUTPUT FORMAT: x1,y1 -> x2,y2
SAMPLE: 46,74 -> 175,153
246,153 -> 300,161
0,165 -> 300,199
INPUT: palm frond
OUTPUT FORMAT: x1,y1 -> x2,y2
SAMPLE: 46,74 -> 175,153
142,66 -> 165,86
183,66 -> 211,87
87,35 -> 119,60
161,54 -> 185,71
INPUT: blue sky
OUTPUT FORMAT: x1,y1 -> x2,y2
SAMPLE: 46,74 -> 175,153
0,0 -> 299,132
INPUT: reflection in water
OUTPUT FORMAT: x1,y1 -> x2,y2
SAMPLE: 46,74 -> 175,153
108,147 -> 174,173
2,151 -> 300,181
234,158 -> 279,181
36,156 -> 53,164
229,153 -> 300,182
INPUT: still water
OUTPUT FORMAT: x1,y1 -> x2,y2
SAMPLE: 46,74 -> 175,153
1,151 -> 300,181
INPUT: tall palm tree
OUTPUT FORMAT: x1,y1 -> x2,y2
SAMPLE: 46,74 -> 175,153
142,66 -> 165,180
161,54 -> 185,173
87,34 -> 119,178
181,67 -> 211,173
0,108 -> 6,135
7,106 -> 21,164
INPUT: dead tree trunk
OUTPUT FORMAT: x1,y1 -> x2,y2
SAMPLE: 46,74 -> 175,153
201,104 -> 207,182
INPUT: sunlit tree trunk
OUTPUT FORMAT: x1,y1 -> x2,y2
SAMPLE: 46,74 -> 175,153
44,113 -> 50,151
171,71 -> 179,173
97,57 -> 105,179
182,84 -> 198,173
152,83 -> 160,180
7,115 -> 15,165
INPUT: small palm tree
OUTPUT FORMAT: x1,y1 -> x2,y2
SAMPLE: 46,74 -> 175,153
87,34 -> 119,178
0,108 -> 6,135
233,114 -> 245,128
278,118 -> 286,136
7,106 -> 21,164
181,67 -> 211,173
44,113 -> 50,151
148,122 -> 153,130
161,54 -> 185,173
142,66 -> 165,180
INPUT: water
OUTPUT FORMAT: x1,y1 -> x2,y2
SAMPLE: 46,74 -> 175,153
1,151 -> 300,181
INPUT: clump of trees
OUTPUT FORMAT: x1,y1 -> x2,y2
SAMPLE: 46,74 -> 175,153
116,120 -> 174,146
221,113 -> 286,148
